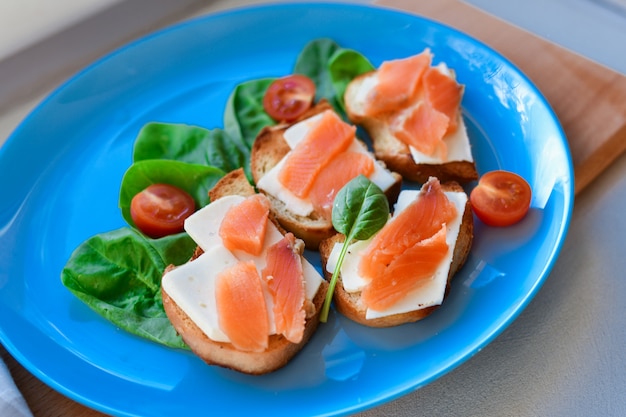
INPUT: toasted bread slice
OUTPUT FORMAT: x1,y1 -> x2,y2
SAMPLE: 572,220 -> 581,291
251,101 -> 403,250
162,168 -> 329,374
318,181 -> 473,328
344,72 -> 478,184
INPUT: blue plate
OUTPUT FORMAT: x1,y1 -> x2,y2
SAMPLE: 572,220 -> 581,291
0,3 -> 573,416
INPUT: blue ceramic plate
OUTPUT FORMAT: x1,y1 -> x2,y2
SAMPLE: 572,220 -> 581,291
0,3 -> 573,416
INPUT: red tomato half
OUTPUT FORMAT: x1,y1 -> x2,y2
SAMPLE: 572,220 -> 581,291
263,74 -> 316,122
470,170 -> 532,227
130,183 -> 196,238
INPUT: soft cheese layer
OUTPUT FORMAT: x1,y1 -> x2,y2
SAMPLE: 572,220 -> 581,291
162,195 -> 323,343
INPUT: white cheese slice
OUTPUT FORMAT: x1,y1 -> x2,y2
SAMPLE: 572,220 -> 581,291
161,246 -> 240,343
325,189 -> 467,319
256,156 -> 315,217
256,113 -> 398,217
408,115 -> 473,165
162,194 -> 324,343
183,195 -> 245,253
283,112 -> 323,148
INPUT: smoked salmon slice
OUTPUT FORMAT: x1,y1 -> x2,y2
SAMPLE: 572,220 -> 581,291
308,151 -> 375,219
391,101 -> 450,159
219,194 -> 271,256
359,177 -> 457,281
261,233 -> 306,344
278,110 -> 356,198
360,50 -> 465,160
363,50 -> 432,116
423,67 -> 463,134
361,225 -> 449,310
215,260 -> 270,352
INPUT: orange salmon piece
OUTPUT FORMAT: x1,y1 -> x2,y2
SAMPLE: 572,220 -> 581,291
364,50 -> 432,116
215,260 -> 269,352
219,194 -> 271,256
278,110 -> 356,198
308,151 -> 375,219
423,67 -> 463,134
261,233 -> 306,344
392,101 -> 450,159
359,177 -> 457,280
361,225 -> 449,310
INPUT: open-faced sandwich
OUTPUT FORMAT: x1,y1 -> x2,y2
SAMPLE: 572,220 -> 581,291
251,101 -> 403,250
319,176 -> 473,327
161,168 -> 328,375
344,48 -> 478,184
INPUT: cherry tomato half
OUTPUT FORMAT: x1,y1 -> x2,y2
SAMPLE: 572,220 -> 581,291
130,183 -> 196,238
263,74 -> 316,122
470,170 -> 532,227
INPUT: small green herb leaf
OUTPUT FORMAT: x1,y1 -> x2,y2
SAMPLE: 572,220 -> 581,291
332,175 -> 390,241
320,175 -> 389,322
133,122 -> 250,176
224,78 -> 277,149
294,38 -> 341,106
328,49 -> 374,113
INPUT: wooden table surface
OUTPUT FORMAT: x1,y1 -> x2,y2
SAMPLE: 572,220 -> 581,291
1,1 -> 625,416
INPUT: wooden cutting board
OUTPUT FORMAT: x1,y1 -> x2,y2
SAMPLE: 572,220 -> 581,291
376,0 -> 626,195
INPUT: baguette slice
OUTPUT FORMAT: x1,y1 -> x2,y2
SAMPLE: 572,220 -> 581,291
251,100 -> 403,250
162,168 -> 328,375
344,71 -> 478,184
318,181 -> 473,328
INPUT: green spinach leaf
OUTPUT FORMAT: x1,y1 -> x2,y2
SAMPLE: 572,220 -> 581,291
149,231 -> 200,266
295,39 -> 374,116
224,78 -> 276,149
294,38 -> 342,110
133,122 -> 249,175
328,49 -> 374,112
61,228 -> 196,348
320,175 -> 389,322
119,159 -> 224,228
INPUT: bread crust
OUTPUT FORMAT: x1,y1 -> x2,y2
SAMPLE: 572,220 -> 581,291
162,168 -> 329,374
344,71 -> 478,184
162,270 -> 328,375
318,181 -> 473,328
251,100 -> 403,250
